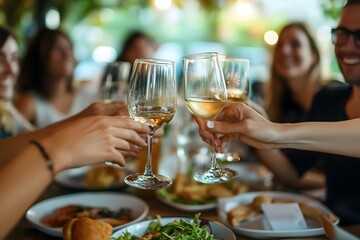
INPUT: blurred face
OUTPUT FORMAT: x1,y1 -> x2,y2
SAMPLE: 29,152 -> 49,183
48,35 -> 75,79
335,5 -> 360,85
128,37 -> 155,65
0,36 -> 19,100
274,27 -> 316,81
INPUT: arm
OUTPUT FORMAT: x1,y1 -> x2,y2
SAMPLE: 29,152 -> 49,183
0,115 -> 149,239
243,101 -> 323,189
0,101 -> 128,163
274,120 -> 360,157
201,102 -> 360,158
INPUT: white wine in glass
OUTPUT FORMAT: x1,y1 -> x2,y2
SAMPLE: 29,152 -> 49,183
220,56 -> 250,103
125,58 -> 176,190
217,56 -> 250,162
183,52 -> 238,184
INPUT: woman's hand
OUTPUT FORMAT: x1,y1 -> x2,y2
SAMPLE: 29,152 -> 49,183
197,102 -> 281,151
41,116 -> 149,173
73,101 -> 129,119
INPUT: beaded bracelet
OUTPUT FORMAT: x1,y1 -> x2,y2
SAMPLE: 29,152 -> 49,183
30,140 -> 54,174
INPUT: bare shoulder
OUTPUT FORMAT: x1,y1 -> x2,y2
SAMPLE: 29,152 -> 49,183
13,93 -> 36,122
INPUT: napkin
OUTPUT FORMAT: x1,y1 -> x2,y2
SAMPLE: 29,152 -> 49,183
261,203 -> 307,231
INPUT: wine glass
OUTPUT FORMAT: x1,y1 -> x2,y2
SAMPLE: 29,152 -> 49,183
183,52 -> 238,184
221,56 -> 250,103
97,61 -> 131,168
216,56 -> 250,162
125,58 -> 177,190
98,61 -> 131,103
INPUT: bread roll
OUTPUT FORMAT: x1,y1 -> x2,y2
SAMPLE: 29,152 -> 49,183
228,205 -> 259,227
227,194 -> 273,227
85,166 -> 124,188
63,217 -> 112,240
251,194 -> 273,211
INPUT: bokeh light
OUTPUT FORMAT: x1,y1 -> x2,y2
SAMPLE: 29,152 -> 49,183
264,30 -> 278,45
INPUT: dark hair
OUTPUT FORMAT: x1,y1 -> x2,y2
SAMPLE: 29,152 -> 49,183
0,26 -> 16,49
345,0 -> 360,6
116,31 -> 155,62
16,28 -> 74,99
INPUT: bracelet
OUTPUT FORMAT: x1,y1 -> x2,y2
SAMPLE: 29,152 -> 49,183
30,140 -> 54,174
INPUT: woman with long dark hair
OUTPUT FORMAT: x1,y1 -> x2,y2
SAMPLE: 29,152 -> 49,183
14,28 -> 95,128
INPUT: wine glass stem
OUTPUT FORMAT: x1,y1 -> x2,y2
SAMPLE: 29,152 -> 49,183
209,132 -> 218,171
144,131 -> 155,177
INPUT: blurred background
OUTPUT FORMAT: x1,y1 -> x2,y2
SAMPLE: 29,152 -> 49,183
0,0 -> 345,90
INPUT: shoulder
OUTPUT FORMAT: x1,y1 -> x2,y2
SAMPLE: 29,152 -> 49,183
308,82 -> 350,120
74,86 -> 97,103
13,93 -> 36,123
315,81 -> 351,101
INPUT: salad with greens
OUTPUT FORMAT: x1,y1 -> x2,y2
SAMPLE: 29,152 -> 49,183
113,213 -> 216,240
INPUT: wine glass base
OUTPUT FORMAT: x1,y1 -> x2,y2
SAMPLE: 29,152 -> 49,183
216,152 -> 241,162
193,168 -> 238,184
124,173 -> 172,190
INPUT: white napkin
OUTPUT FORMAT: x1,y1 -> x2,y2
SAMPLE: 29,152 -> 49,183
261,203 -> 307,231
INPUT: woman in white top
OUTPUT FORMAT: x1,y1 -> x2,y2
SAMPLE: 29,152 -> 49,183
14,28 -> 95,128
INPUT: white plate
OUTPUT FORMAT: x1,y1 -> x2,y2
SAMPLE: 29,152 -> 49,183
156,190 -> 216,212
155,162 -> 272,213
217,191 -> 339,239
26,192 -> 149,238
111,217 -> 236,239
54,165 -> 129,190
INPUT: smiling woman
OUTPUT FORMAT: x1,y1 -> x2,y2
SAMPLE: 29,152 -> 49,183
0,28 -> 18,100
0,26 -> 34,139
264,22 -> 326,123
252,22 -> 343,191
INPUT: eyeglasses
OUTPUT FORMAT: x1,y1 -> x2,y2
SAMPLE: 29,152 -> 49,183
331,27 -> 360,48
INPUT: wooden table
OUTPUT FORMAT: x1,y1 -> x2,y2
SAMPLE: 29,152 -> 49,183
6,183 -> 360,240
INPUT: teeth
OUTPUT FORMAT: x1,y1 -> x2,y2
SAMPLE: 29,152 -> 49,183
343,58 -> 360,64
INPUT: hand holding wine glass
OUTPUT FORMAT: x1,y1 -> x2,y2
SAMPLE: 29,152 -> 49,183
183,52 -> 237,184
125,58 -> 176,190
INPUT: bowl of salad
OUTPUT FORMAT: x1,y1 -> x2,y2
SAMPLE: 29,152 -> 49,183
111,213 -> 236,240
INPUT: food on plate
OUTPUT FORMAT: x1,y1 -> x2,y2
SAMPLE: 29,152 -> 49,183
41,205 -> 132,228
85,165 -> 125,188
113,213 -> 216,240
63,217 -> 112,240
159,173 -> 249,204
251,194 -> 273,211
228,204 -> 260,227
228,194 -> 328,227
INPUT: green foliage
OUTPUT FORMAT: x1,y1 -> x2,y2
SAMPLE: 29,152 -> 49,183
321,0 -> 346,20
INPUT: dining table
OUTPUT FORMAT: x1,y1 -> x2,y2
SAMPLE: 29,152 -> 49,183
6,180 -> 360,240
